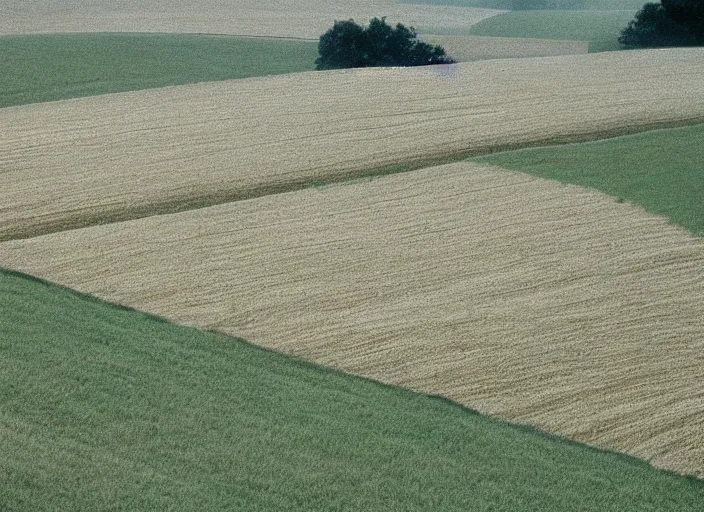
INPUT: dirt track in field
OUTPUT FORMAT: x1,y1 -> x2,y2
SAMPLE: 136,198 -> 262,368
0,0 -> 502,38
2,161 -> 702,476
3,48 -> 704,242
423,35 -> 589,62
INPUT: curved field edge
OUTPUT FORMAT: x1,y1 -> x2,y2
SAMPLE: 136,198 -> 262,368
0,33 -> 318,109
466,9 -> 637,52
0,0 -> 503,39
2,48 -> 704,242
5,115 -> 701,244
0,32 -> 571,112
421,34 -> 590,61
1,267 -> 703,511
3,162 -> 703,476
471,123 -> 704,236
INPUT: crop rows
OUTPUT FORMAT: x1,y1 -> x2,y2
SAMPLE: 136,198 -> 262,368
2,48 -> 704,242
3,161 -> 703,476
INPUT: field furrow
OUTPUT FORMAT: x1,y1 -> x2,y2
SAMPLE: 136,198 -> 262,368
2,48 -> 704,242
2,161 -> 703,476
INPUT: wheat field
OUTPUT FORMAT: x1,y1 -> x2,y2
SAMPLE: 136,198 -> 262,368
2,161 -> 702,476
0,0 -> 502,39
423,35 -> 589,61
3,48 -> 704,242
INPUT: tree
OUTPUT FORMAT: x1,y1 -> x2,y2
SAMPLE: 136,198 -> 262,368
315,17 -> 455,70
662,0 -> 704,41
619,0 -> 704,47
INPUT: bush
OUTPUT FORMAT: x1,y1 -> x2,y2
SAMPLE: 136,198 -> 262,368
619,0 -> 704,47
315,17 -> 455,70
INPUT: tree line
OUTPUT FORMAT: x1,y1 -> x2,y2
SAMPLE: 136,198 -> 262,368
314,2 -> 703,72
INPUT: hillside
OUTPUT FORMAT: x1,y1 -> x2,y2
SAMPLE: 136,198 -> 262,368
2,48 -> 703,242
3,161 -> 703,476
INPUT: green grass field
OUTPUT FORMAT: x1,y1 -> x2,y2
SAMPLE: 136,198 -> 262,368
402,0 -> 644,9
1,268 -> 704,510
0,33 -> 317,108
399,0 -> 513,8
473,123 -> 704,236
467,9 -> 637,51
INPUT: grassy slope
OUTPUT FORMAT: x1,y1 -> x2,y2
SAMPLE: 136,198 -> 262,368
473,124 -> 704,236
0,33 -> 317,108
467,9 -> 636,50
1,268 -> 703,510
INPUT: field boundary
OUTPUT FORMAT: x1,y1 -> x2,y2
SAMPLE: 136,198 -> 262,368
2,264 -> 704,484
8,115 -> 704,242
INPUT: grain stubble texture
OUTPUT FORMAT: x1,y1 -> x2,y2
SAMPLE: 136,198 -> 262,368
2,162 -> 703,477
0,0 -> 502,38
2,48 -> 704,242
422,34 -> 590,61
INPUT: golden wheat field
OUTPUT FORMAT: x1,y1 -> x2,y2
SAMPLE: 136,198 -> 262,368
422,35 -> 589,62
2,161 -> 703,476
3,48 -> 704,242
0,0 -> 502,38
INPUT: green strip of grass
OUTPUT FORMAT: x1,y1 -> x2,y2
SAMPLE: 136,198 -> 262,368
472,123 -> 704,236
1,268 -> 703,510
0,33 -> 317,108
466,9 -> 636,51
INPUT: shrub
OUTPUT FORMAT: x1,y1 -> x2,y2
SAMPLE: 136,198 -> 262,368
315,17 -> 455,70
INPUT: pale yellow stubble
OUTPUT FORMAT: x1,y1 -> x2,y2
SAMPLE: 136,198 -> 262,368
2,48 -> 704,241
2,162 -> 703,477
0,0 -> 503,38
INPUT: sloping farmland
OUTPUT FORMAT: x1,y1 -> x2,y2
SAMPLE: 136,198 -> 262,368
2,162 -> 703,477
0,0 -> 503,39
422,35 -> 589,61
2,48 -> 704,242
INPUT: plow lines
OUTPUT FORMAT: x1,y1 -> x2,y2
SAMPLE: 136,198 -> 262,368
2,48 -> 704,241
2,162 -> 703,476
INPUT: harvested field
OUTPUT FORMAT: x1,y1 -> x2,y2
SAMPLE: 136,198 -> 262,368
422,34 -> 589,61
2,162 -> 703,477
0,0 -> 502,39
2,48 -> 704,242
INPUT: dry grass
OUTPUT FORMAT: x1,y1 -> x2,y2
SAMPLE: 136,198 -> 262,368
0,0 -> 502,39
423,34 -> 589,62
2,48 -> 704,242
2,161 -> 703,477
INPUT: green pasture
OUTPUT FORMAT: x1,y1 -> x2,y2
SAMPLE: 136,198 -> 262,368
402,0 -> 645,9
467,9 -> 637,51
473,123 -> 704,236
0,33 -> 317,108
1,268 -> 703,510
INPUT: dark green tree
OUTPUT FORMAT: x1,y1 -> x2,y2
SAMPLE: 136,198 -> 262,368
662,0 -> 704,40
315,20 -> 369,70
620,0 -> 704,47
315,17 -> 455,70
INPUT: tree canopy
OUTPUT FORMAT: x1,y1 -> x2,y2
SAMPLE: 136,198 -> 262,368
315,17 -> 455,70
620,0 -> 704,46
